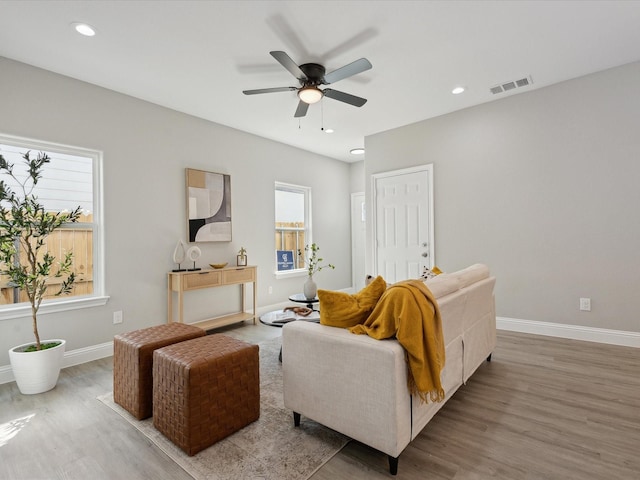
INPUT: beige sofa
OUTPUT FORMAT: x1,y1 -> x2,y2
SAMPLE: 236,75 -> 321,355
282,264 -> 496,475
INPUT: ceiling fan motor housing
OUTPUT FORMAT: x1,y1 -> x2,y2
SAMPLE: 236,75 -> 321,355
299,63 -> 326,86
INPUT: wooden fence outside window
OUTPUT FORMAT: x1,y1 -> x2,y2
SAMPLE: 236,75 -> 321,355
0,213 -> 93,305
275,222 -> 305,269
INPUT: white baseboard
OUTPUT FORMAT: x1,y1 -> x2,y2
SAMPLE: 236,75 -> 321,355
497,317 -> 640,348
0,341 -> 113,386
6,313 -> 631,385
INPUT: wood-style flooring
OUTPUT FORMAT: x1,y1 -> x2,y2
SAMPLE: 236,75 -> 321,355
0,323 -> 638,479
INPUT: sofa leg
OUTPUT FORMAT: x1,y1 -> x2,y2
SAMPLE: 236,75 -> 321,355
487,353 -> 492,362
293,412 -> 301,427
388,455 -> 398,475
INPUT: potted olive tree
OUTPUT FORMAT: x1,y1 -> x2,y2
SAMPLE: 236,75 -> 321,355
0,151 -> 81,394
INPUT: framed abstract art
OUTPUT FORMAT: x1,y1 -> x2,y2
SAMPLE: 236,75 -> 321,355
186,168 -> 232,242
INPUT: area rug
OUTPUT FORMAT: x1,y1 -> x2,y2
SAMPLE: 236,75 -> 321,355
98,336 -> 349,480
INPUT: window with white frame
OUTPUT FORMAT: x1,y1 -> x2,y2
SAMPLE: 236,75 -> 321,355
0,133 -> 106,318
274,182 -> 311,274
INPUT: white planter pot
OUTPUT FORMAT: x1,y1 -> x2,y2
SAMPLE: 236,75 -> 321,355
8,339 -> 66,394
303,276 -> 317,300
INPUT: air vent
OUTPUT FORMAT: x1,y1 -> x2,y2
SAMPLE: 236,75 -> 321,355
490,75 -> 533,95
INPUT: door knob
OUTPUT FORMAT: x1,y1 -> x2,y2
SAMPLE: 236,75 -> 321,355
422,252 -> 428,257
422,242 -> 428,247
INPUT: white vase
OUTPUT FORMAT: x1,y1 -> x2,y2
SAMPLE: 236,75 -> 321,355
303,275 -> 317,300
8,339 -> 66,394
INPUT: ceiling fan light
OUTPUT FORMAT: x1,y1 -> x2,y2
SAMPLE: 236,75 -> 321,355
298,86 -> 323,104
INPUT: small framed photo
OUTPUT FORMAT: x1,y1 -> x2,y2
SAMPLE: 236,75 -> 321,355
237,255 -> 247,267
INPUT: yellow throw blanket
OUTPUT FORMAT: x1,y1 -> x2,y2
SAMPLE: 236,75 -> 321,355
349,280 -> 445,403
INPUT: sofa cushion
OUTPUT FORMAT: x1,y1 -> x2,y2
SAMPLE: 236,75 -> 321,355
319,275 -> 387,328
451,264 -> 490,289
424,274 -> 460,299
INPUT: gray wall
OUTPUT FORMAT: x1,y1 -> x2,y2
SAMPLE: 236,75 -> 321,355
0,57 -> 353,366
349,160 -> 365,193
365,61 -> 640,334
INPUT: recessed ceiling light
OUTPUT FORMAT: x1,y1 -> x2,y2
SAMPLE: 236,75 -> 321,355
452,86 -> 465,95
72,22 -> 96,37
324,128 -> 334,134
350,148 -> 365,155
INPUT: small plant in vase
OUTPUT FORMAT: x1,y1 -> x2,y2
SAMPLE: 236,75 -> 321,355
237,246 -> 247,266
298,243 -> 334,299
0,151 -> 81,394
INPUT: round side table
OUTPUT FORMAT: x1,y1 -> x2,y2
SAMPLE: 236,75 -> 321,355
288,293 -> 319,310
259,309 -> 320,362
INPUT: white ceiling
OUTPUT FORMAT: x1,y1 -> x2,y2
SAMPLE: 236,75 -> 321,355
1,1 -> 640,163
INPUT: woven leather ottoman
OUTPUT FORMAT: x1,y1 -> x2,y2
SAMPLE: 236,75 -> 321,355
152,334 -> 260,456
113,323 -> 205,420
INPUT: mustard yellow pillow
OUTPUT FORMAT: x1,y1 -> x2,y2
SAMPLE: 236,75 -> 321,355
319,276 -> 387,328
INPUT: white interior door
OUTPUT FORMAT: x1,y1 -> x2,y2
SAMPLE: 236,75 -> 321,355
373,165 -> 434,283
351,192 -> 366,292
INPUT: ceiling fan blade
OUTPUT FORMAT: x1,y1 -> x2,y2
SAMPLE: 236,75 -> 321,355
323,88 -> 367,107
270,51 -> 308,81
243,87 -> 296,95
323,58 -> 372,84
294,100 -> 309,118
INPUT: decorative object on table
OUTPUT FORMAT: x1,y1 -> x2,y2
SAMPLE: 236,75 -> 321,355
0,151 -> 81,394
283,306 -> 313,317
237,246 -> 247,266
209,262 -> 227,269
185,168 -> 231,243
185,245 -> 201,271
303,276 -> 318,301
299,243 -> 335,300
288,293 -> 319,310
171,239 -> 187,272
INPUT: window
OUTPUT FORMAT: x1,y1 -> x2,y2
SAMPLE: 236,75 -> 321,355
0,133 -> 106,319
274,182 -> 311,275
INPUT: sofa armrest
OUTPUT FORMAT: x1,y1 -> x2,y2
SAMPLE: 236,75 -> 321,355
282,321 -> 412,458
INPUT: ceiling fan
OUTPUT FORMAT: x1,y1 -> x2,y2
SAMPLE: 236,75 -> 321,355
243,51 -> 372,118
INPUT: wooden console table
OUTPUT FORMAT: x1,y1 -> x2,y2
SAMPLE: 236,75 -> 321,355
167,265 -> 257,330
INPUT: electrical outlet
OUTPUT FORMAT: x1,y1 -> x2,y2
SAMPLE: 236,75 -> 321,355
113,310 -> 123,324
579,298 -> 591,312
268,286 -> 273,295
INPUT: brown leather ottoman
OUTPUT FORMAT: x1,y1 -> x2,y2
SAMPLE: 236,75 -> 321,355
113,323 -> 205,420
152,334 -> 260,456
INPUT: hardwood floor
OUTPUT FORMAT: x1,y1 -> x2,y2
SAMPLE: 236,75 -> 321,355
0,324 -> 638,479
